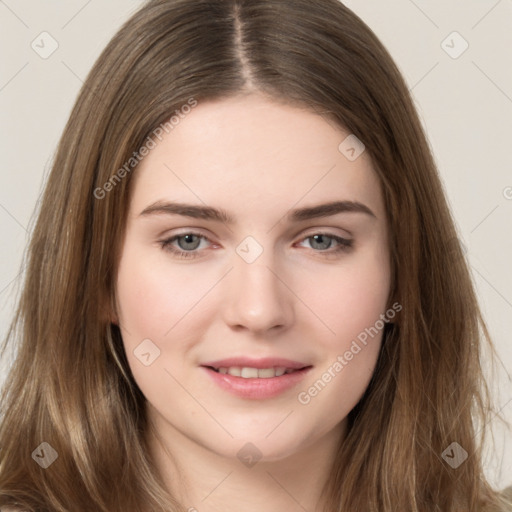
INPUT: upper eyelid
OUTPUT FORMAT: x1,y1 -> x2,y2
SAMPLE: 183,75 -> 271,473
161,223 -> 353,238
163,230 -> 352,247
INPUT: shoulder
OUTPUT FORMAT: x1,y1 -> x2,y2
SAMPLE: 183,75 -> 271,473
502,485 -> 512,504
478,487 -> 512,512
494,486 -> 512,512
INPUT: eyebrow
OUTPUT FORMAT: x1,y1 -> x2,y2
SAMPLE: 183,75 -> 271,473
139,200 -> 376,223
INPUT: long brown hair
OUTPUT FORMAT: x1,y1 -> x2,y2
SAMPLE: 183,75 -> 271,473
0,0 -> 510,510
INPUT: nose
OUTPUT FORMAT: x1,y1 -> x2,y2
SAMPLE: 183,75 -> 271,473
222,250 -> 295,335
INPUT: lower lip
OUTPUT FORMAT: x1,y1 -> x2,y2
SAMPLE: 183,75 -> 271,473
201,366 -> 312,400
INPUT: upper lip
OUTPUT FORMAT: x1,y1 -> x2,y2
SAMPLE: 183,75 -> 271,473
201,357 -> 310,370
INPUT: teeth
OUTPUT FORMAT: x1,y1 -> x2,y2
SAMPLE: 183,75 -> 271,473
215,366 -> 294,378
241,367 -> 258,378
228,367 -> 241,377
258,368 -> 277,378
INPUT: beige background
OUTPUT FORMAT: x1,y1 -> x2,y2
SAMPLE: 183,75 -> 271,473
0,0 -> 511,489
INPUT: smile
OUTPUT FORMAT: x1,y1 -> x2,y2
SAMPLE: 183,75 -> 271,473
200,358 -> 313,399
209,366 -> 300,378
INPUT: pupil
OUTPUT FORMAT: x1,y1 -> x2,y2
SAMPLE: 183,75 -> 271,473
179,234 -> 200,250
312,234 -> 331,250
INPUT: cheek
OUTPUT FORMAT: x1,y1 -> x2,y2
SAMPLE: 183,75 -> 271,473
115,244 -> 215,342
301,248 -> 391,351
295,248 -> 391,413
114,246 -> 204,401
115,257 -> 168,341
295,262 -> 390,422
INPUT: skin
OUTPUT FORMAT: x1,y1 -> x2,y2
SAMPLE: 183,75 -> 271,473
115,93 -> 391,512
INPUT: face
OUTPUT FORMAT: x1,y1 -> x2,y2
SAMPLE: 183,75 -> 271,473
115,93 -> 391,463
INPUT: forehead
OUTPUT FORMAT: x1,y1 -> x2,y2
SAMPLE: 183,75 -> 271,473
129,94 -> 385,223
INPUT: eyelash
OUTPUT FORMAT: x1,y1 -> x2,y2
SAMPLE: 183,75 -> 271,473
159,231 -> 354,260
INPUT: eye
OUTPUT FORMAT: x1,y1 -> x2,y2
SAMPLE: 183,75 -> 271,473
159,232 -> 212,259
159,231 -> 354,260
297,233 -> 353,254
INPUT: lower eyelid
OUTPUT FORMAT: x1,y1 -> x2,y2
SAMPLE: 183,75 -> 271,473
297,234 -> 352,247
160,233 -> 352,255
162,233 -> 210,250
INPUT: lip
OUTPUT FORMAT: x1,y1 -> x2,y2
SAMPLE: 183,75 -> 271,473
202,357 -> 308,370
200,357 -> 312,400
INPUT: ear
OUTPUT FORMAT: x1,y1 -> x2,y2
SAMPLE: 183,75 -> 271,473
109,308 -> 119,326
99,290 -> 119,326
108,295 -> 119,326
388,304 -> 402,326
385,274 -> 402,324
386,291 -> 402,325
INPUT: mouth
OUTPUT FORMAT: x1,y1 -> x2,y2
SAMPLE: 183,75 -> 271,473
200,358 -> 313,399
205,366 -> 307,378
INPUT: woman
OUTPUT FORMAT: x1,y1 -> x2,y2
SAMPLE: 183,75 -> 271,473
0,0 -> 510,510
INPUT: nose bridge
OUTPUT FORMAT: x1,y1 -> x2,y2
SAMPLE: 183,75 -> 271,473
222,240 -> 294,333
